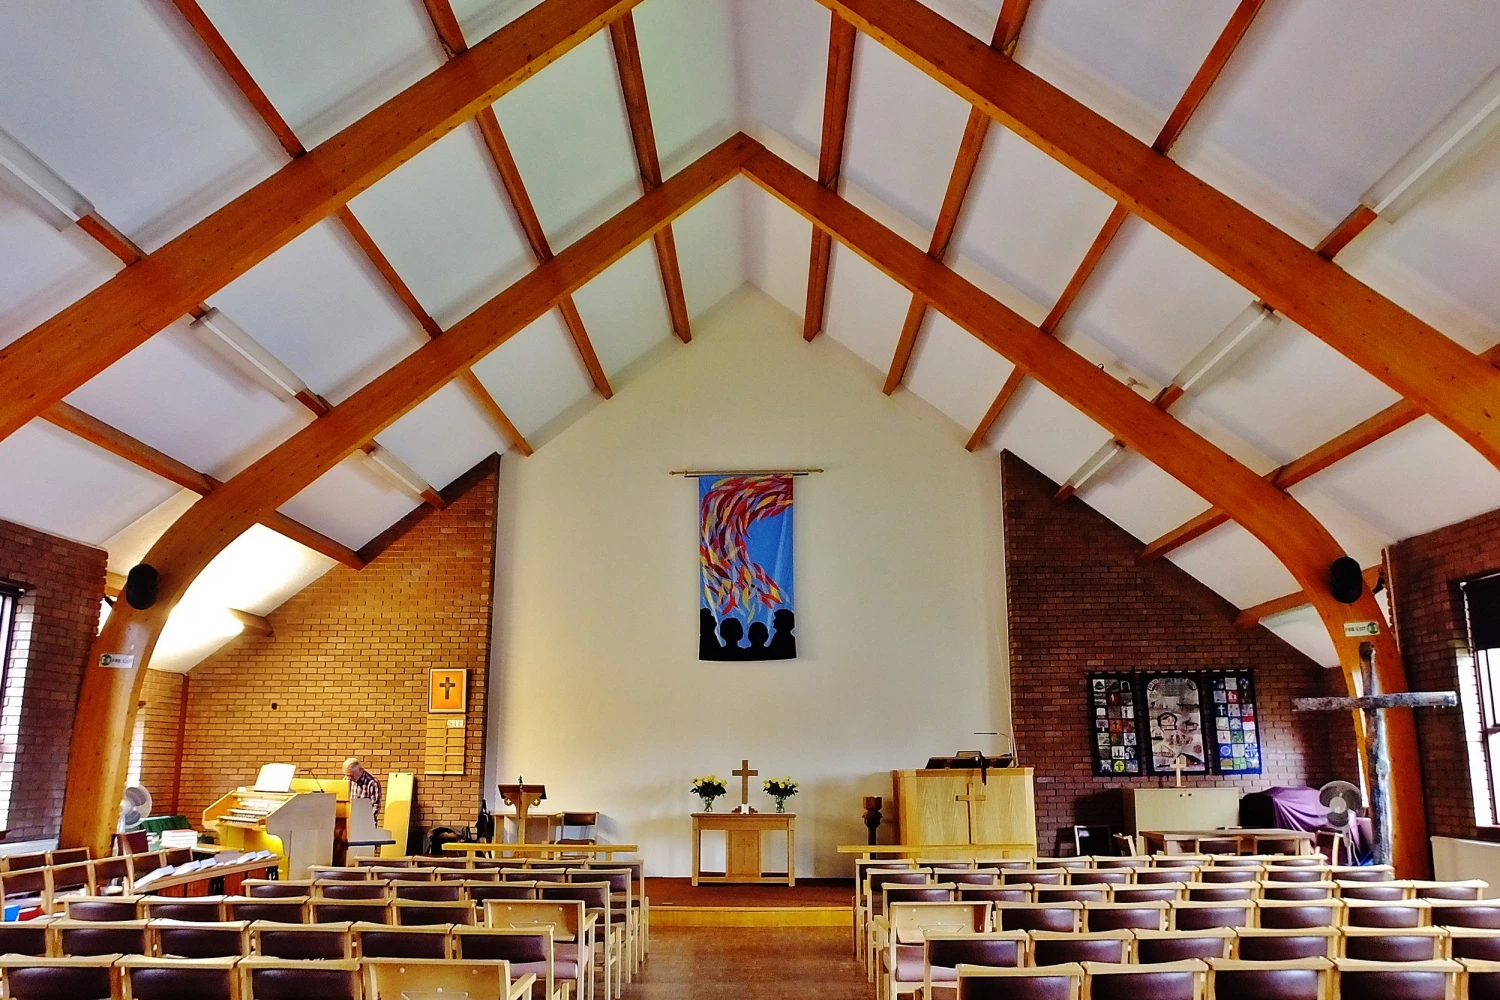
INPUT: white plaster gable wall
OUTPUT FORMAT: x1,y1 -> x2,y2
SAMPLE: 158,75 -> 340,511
487,286 -> 1009,876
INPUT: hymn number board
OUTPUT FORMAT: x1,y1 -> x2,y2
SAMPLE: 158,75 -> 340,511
1087,670 -> 1261,778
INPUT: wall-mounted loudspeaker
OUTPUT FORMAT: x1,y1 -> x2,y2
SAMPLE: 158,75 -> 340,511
124,564 -> 158,610
1329,557 -> 1364,605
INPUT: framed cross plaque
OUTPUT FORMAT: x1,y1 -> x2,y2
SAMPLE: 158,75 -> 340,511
428,668 -> 467,714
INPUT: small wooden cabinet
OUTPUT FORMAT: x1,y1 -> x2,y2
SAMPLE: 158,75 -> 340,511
691,812 -> 795,886
1123,787 -> 1240,834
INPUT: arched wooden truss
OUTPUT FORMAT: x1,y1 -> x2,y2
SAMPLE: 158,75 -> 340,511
20,0 -> 1494,875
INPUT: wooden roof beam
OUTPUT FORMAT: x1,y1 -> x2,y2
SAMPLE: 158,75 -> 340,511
884,1 -> 1033,394
819,0 -> 1500,469
228,608 -> 273,637
609,12 -> 693,344
742,145 -> 1426,878
0,0 -> 643,443
424,0 -> 613,398
962,0 -> 1261,444
1235,565 -> 1383,629
803,12 -> 858,342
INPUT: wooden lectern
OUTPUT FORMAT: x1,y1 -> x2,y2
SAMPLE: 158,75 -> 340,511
890,767 -> 1037,858
497,782 -> 547,845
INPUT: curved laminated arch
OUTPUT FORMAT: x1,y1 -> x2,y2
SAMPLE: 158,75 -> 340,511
60,137 -> 1427,878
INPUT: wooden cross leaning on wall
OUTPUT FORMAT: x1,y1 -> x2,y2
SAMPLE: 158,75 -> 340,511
1294,641 -> 1457,866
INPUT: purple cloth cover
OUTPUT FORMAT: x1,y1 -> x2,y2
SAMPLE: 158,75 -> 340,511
1238,786 -> 1371,864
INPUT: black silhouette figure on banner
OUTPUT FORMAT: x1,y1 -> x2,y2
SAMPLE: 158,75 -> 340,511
699,608 -> 797,661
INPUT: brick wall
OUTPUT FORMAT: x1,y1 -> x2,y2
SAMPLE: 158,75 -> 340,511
1387,505 -> 1500,840
158,458 -> 499,839
137,671 -> 186,815
1001,452 -> 1358,854
0,519 -> 107,842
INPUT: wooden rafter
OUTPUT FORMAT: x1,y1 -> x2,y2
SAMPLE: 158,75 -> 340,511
1235,565 -> 1383,629
423,0 -> 613,398
58,134 -> 754,857
228,608 -> 274,637
963,0 -> 1260,445
171,0 -> 531,464
821,0 -> 1500,471
884,2 -> 1032,394
742,144 -> 1426,877
803,13 -> 858,342
609,12 -> 693,344
0,0 -> 644,444
39,402 -> 363,570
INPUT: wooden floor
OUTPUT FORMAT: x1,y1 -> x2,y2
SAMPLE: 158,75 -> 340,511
622,926 -> 867,998
646,877 -> 852,908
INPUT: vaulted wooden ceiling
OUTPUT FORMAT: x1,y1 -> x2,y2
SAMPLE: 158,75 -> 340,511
3,0 -> 1500,679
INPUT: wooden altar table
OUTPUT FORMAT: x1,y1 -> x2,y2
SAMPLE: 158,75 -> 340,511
692,812 -> 795,886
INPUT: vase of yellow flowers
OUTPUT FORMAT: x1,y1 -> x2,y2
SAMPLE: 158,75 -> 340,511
691,775 -> 727,812
763,776 -> 799,813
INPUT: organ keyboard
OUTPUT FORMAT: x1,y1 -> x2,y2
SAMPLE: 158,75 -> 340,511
203,764 -> 336,879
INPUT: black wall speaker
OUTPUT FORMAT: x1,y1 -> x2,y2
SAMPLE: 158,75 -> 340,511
124,564 -> 159,610
1329,556 -> 1364,604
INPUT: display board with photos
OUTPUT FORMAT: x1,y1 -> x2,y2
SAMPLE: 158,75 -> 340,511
1088,673 -> 1141,776
1087,669 -> 1261,777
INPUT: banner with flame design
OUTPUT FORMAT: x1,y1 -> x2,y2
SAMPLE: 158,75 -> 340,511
699,475 -> 795,661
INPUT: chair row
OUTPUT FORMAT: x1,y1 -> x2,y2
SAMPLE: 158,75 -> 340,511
336,855 -> 642,874
861,853 -> 1361,872
0,847 -> 92,874
872,879 -> 1485,908
0,849 -> 203,915
0,953 -> 546,1000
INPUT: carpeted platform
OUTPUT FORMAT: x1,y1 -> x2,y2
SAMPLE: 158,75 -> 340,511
646,877 -> 852,908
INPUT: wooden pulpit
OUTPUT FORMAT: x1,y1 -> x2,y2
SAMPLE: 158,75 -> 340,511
890,767 -> 1037,857
497,782 -> 546,845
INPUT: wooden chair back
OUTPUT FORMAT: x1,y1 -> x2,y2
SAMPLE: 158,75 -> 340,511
1080,959 -> 1204,1000
1028,929 -> 1131,966
1331,957 -> 1460,1000
117,955 -> 238,1000
362,956 -> 522,1000
148,919 -> 250,959
1340,925 -> 1447,962
1203,957 -> 1333,1000
1133,928 -> 1234,963
1232,927 -> 1340,960
954,962 -> 1083,999
0,955 -> 120,1000
352,919 -> 452,959
247,920 -> 353,961
237,956 -> 360,1000
1081,900 -> 1168,932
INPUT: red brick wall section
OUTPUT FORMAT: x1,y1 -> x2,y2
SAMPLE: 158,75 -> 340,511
1386,504 -> 1500,840
1000,452 -> 1359,854
0,519 -> 107,842
137,670 -> 186,815
160,459 -> 499,840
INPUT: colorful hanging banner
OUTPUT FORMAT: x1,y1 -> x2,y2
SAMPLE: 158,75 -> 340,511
699,475 -> 796,661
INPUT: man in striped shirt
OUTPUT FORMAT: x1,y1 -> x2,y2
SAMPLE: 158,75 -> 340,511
343,757 -> 382,817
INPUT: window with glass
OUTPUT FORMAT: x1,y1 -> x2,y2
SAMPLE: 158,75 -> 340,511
1462,574 -> 1500,826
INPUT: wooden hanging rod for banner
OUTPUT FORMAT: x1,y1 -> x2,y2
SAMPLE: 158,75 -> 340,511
670,468 -> 823,477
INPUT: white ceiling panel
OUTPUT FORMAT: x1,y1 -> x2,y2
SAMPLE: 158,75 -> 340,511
65,320 -> 311,480
0,420 -> 176,546
348,123 -> 532,326
572,242 -> 674,378
1168,521 -> 1300,611
1015,0 -> 1240,142
0,0 -> 281,250
669,178 -> 747,321
1187,320 -> 1402,466
634,0 -> 737,165
492,33 -> 641,245
278,455 -> 420,551
742,183 -> 813,319
471,312 -> 594,439
1067,217 -> 1256,387
953,130 -> 1117,311
1300,416 -> 1500,542
1286,484 -> 1395,570
196,0 -> 444,149
449,0 -> 546,44
375,382 -> 509,490
842,37 -> 973,234
732,0 -> 830,157
823,243 -> 908,371
987,383 -> 1112,486
103,490 -> 200,576
207,220 -> 423,402
1172,407 -> 1281,478
904,311 -> 1014,431
1080,453 -> 1211,546
1174,0 -> 1500,234
1262,605 -> 1340,669
0,194 -> 117,347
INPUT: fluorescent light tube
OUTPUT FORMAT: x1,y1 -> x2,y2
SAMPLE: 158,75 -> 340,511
190,309 -> 308,399
364,446 -> 433,498
1361,64 -> 1500,221
0,125 -> 94,230
1069,440 -> 1125,492
1174,303 -> 1279,396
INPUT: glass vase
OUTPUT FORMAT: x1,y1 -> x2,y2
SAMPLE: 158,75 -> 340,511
774,797 -> 788,813
700,795 -> 716,812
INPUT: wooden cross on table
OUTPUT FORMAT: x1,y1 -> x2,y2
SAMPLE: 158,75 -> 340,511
956,781 -> 987,845
1294,641 -> 1457,866
733,759 -> 758,810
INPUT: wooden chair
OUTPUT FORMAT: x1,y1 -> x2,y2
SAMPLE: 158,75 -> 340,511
309,898 -> 390,925
117,955 -> 239,1000
42,862 -> 93,912
1332,865 -> 1397,883
1255,899 -> 1345,929
148,918 -> 250,959
570,868 -> 636,978
1203,956 -> 1333,1000
1263,866 -> 1333,884
223,896 -> 308,924
362,956 -> 534,1000
0,869 -> 48,917
878,901 -> 991,1000
1444,926 -> 1500,961
1413,880 -> 1489,901
49,918 -> 147,957
1133,928 -> 1234,963
1185,883 -> 1257,902
392,900 -> 475,926
1095,855 -> 1150,870
45,850 -> 89,868
993,901 -> 1082,933
946,870 -> 1000,887
954,962 -> 1083,999
306,867 -> 368,882
1082,900 -> 1168,932
0,954 -> 121,1000
315,880 -> 387,901
470,882 -> 538,906
1197,867 -> 1263,884
1458,958 -> 1500,1000
241,879 -> 313,899
1232,927 -> 1340,960
88,857 -> 131,897
594,859 -> 648,959
454,925 -> 575,1000
138,896 -> 226,922
958,885 -> 1032,905
1,854 -> 47,874
485,899 -> 597,1000
1340,925 -> 1448,962
857,870 -> 932,960
247,920 -> 353,960
1037,858 -> 1092,871
1332,957 -> 1460,999
63,896 -> 140,921
921,932 -> 1027,1000
1135,869 -> 1199,886
870,885 -> 956,977
1028,929 -> 1132,965
389,880 -> 463,903
1169,900 -> 1254,931
1070,870 -> 1131,886
538,882 -> 621,999
0,921 -> 50,958
1430,899 -> 1500,929
1338,879 -> 1414,901
1036,886 -> 1110,905
1113,884 -> 1185,903
1344,898 -> 1432,928
353,920 -> 452,959
1080,959 -> 1205,1000
1260,881 -> 1337,901
237,956 -> 360,1000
